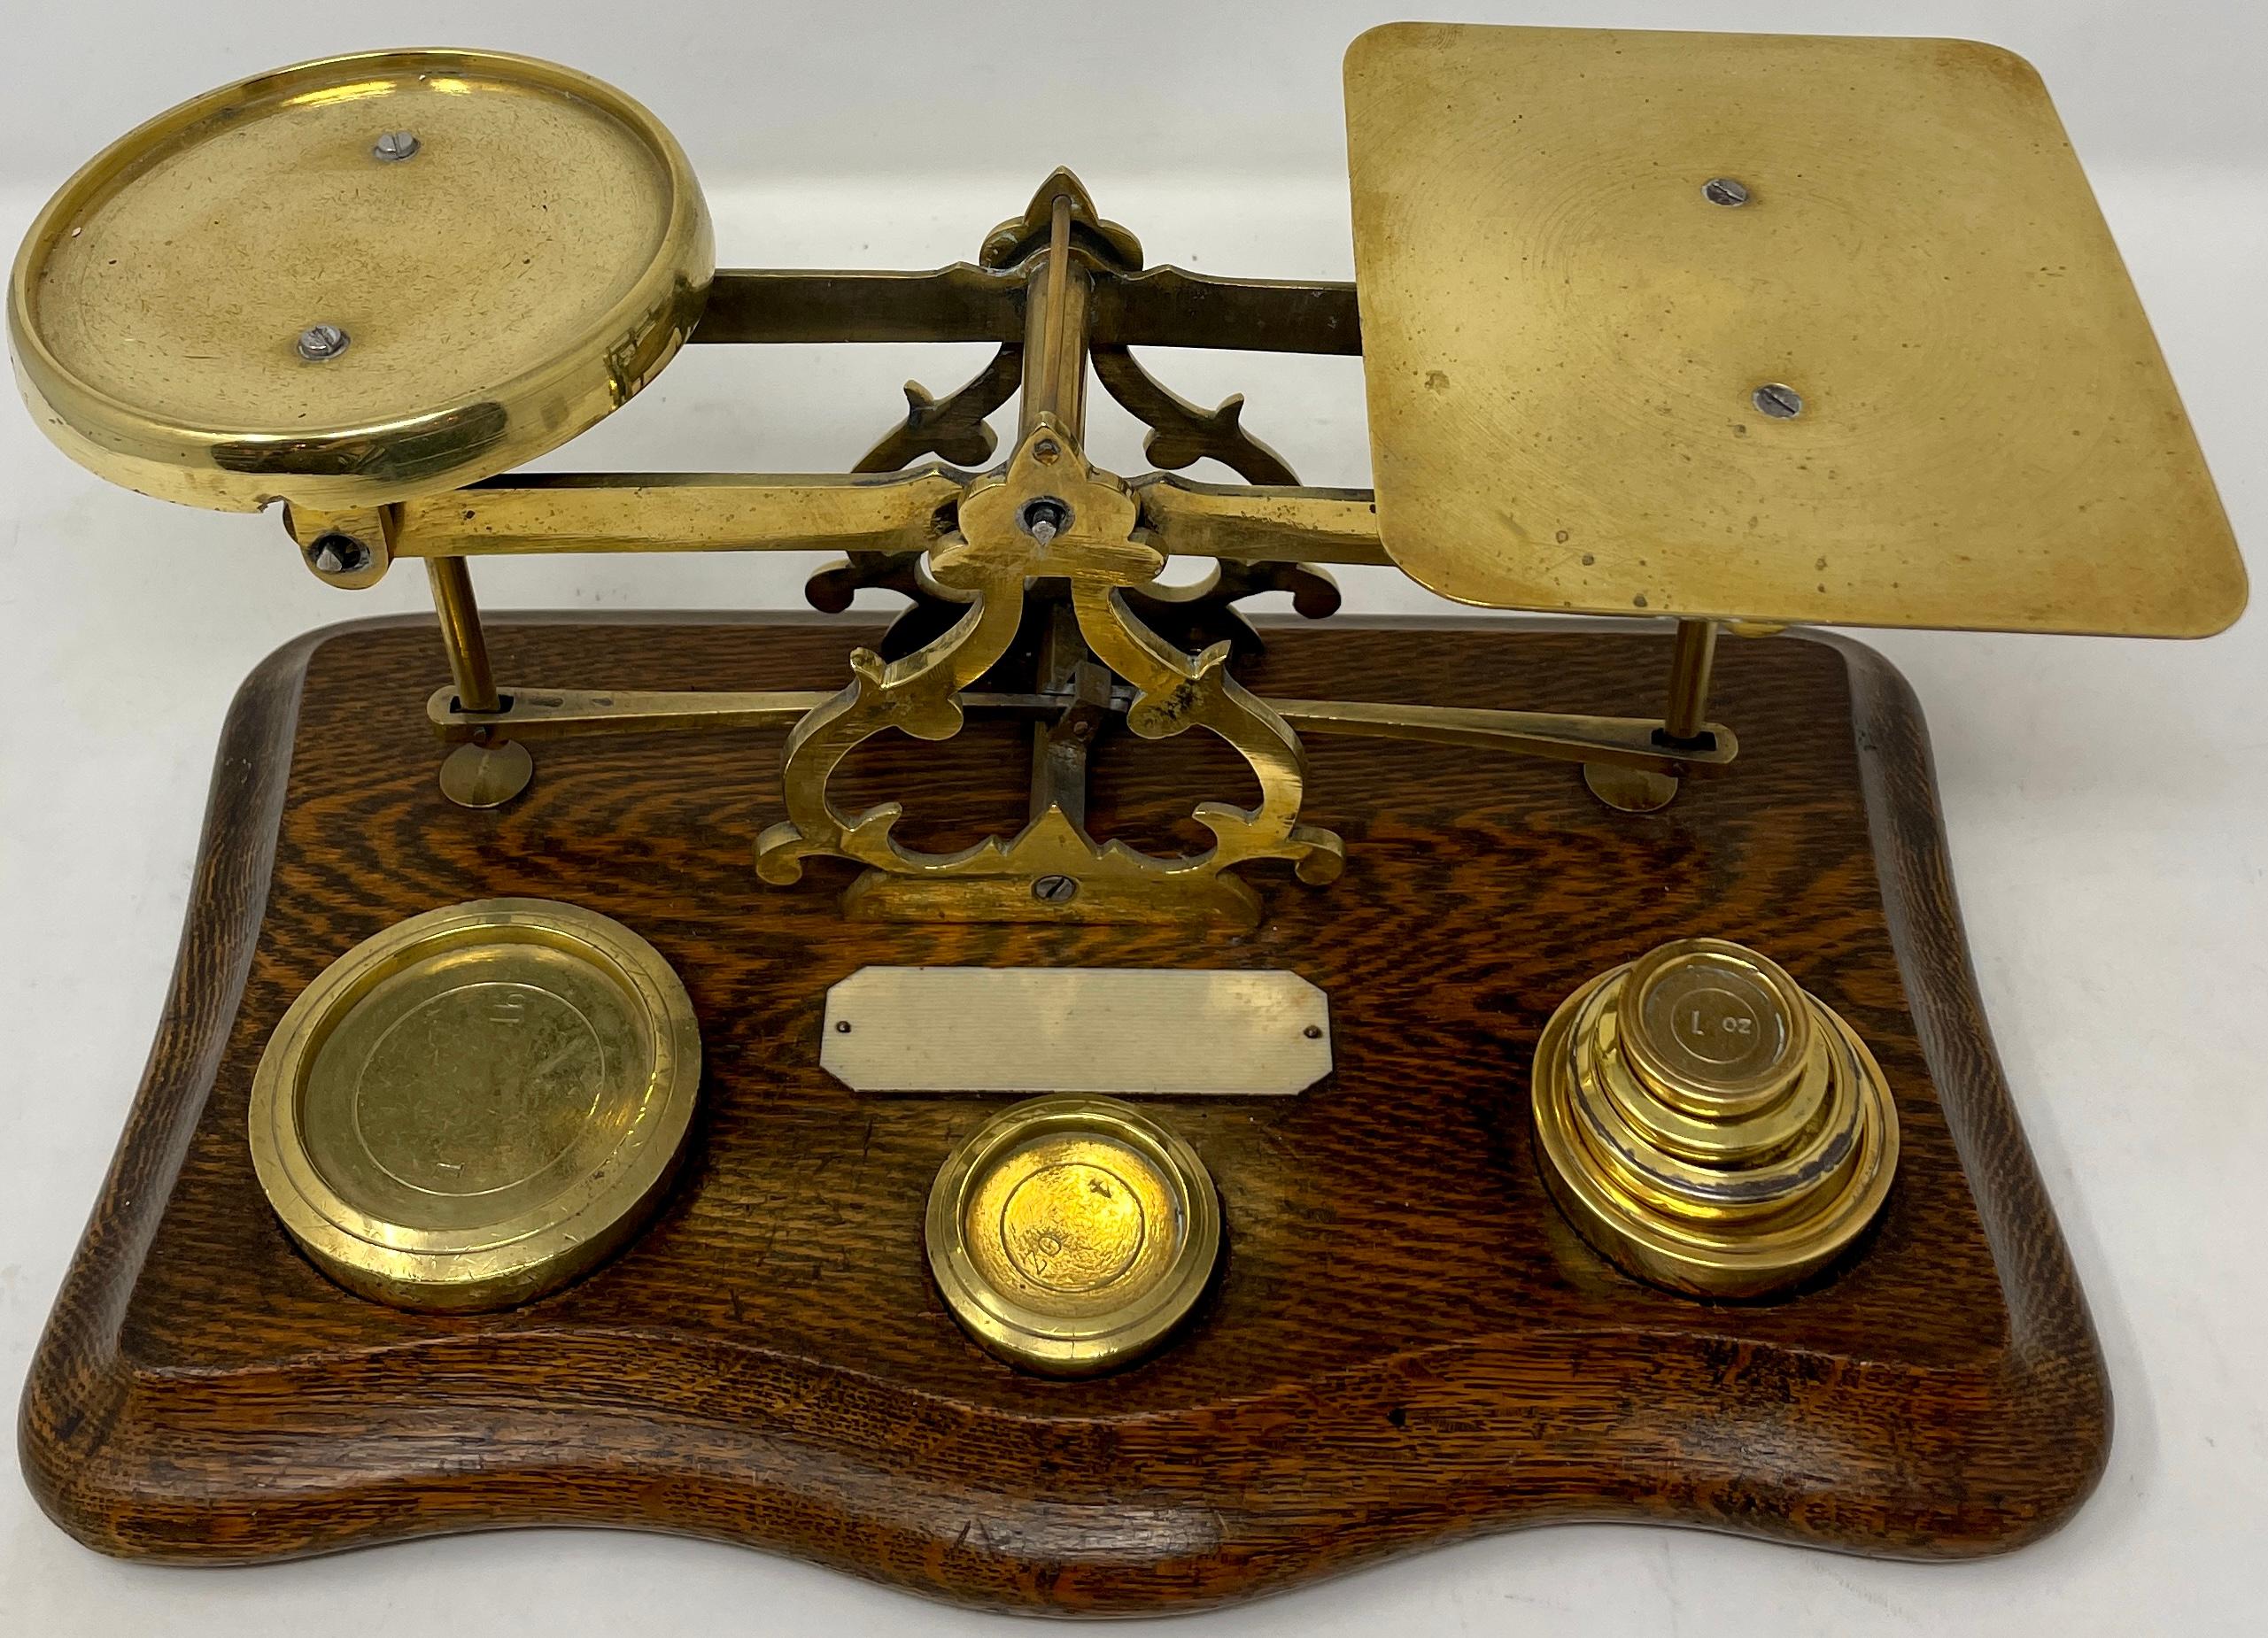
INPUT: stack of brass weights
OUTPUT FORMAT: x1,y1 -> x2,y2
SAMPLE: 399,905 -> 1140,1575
1531,939 -> 1900,1298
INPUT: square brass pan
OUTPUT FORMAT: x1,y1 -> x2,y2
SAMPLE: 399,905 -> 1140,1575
1344,23 -> 2246,635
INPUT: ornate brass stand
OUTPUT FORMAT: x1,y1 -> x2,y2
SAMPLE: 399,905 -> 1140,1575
339,170 -> 1738,924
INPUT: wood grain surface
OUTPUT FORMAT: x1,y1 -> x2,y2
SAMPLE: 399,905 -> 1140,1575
18,615 -> 2109,1613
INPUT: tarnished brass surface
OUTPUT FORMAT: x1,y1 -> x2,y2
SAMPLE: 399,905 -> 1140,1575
1086,266 -> 1361,354
854,347 -> 1023,474
382,467 -> 1393,569
1581,762 -> 1683,815
1273,697 -> 1735,774
391,468 -> 964,558
428,681 -> 1735,781
1134,477 -> 1389,567
690,265 -> 1362,354
248,900 -> 700,1311
432,684 -> 840,741
750,419 -> 1348,926
925,1096 -> 1220,1375
437,739 -> 535,808
11,49 -> 711,511
1094,346 -> 1297,486
732,175 -> 1351,924
1531,938 -> 1899,1298
1345,23 -> 2246,635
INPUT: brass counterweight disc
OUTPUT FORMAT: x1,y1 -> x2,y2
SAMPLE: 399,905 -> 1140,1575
250,899 -> 701,1311
925,1096 -> 1221,1376
10,50 -> 712,511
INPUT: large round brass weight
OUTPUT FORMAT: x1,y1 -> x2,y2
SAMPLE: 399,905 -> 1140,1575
1531,938 -> 1899,1298
249,900 -> 701,1311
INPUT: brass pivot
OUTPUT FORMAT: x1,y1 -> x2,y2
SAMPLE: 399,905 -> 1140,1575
1531,937 -> 1898,1298
1584,617 -> 1718,813
427,555 -> 532,808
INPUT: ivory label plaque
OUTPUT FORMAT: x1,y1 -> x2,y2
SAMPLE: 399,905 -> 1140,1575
820,966 -> 1331,1096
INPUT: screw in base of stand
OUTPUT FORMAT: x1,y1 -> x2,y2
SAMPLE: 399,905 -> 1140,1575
1583,761 -> 1680,814
438,739 -> 534,809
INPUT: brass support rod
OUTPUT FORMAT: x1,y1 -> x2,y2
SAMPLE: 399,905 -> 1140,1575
1269,698 -> 1738,773
685,266 -> 1363,354
431,684 -> 1737,777
1663,619 -> 1720,743
1134,476 -> 1389,566
1031,600 -> 1084,825
1016,196 -> 1101,826
1027,607 -> 1115,827
391,469 -> 964,559
1020,192 -> 1091,438
425,556 -> 500,714
385,472 -> 1389,566
430,686 -> 1072,743
692,265 -> 1024,344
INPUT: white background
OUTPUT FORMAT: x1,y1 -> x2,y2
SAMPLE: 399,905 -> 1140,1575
2,2 -> 2263,1634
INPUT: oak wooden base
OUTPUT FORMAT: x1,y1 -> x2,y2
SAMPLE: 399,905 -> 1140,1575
20,615 -> 2109,1614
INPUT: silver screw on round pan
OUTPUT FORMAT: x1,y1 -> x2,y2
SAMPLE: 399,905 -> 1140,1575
1752,382 -> 1804,420
297,323 -> 350,362
1702,176 -> 1751,207
1031,874 -> 1079,904
373,130 -> 422,162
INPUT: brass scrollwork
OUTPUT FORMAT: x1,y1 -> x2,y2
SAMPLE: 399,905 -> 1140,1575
805,342 -> 1026,651
754,526 -> 1031,890
853,344 -> 1024,475
761,421 -> 1342,925
1091,344 -> 1297,486
372,166 -> 1738,924
1093,343 -> 1340,659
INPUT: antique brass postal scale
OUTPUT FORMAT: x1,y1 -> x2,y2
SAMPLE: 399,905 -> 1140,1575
12,22 -> 2245,1613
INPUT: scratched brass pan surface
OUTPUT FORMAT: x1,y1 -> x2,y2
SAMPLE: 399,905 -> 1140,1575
249,899 -> 701,1311
1343,23 -> 2246,636
9,50 -> 711,512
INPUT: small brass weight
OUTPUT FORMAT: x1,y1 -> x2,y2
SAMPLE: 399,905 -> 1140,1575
5,18 -> 2248,1607
926,1095 -> 1222,1374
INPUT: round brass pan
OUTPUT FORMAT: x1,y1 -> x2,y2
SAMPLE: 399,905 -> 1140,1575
250,899 -> 701,1311
10,49 -> 711,511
